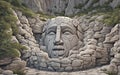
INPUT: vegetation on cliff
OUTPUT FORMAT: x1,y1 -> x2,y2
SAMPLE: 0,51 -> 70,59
0,0 -> 27,59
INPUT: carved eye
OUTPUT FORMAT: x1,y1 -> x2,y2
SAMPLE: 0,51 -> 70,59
63,31 -> 72,35
48,31 -> 55,35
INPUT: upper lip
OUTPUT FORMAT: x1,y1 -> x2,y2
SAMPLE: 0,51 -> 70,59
52,46 -> 64,51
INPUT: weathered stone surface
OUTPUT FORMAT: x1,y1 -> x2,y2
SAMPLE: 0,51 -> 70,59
110,0 -> 120,8
28,17 -> 45,33
114,54 -> 120,59
65,66 -> 72,71
5,58 -> 26,71
61,58 -> 71,64
19,16 -> 29,24
110,35 -> 119,42
2,70 -> 13,75
0,58 -> 12,66
49,62 -> 60,70
12,9 -> 120,73
23,0 -> 120,16
25,66 -> 109,75
11,36 -> 19,43
72,59 -> 82,67
94,32 -> 102,39
39,62 -> 47,68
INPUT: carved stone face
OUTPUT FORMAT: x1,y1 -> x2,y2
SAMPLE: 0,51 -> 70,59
42,17 -> 79,58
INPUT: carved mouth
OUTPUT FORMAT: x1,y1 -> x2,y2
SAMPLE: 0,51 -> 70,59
53,50 -> 65,57
52,46 -> 64,51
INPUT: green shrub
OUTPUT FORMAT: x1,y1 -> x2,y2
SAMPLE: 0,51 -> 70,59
13,6 -> 36,18
0,0 -> 27,59
103,8 -> 120,26
3,0 -> 36,18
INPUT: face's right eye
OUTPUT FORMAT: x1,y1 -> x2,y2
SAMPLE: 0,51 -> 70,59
48,31 -> 55,35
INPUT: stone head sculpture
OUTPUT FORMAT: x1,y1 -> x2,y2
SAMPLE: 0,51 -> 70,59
40,17 -> 81,58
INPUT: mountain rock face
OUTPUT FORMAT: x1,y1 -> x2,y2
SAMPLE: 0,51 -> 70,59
23,0 -> 120,16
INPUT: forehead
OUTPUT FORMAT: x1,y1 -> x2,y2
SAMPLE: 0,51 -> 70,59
47,23 -> 74,28
46,17 -> 75,29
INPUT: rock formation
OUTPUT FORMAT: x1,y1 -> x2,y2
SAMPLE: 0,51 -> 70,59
0,0 -> 120,75
23,0 -> 120,16
5,9 -> 118,74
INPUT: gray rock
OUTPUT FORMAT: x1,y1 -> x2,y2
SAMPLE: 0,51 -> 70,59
93,21 -> 103,31
0,58 -> 12,66
65,66 -> 72,71
72,59 -> 82,67
49,62 -> 60,70
31,21 -> 44,33
39,62 -> 47,68
84,0 -> 93,9
101,26 -> 112,35
114,53 -> 120,59
19,16 -> 29,24
110,0 -> 120,8
61,58 -> 71,64
110,35 -> 119,42
94,32 -> 102,39
2,70 -> 13,75
5,58 -> 26,71
111,58 -> 120,65
11,36 -> 19,43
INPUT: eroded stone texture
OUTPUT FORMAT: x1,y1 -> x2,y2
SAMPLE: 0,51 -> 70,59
24,16 -> 111,71
41,17 -> 81,58
25,66 -> 108,75
23,0 -> 120,16
12,10 -> 120,74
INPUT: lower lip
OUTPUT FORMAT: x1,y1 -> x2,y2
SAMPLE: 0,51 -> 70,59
53,50 -> 64,56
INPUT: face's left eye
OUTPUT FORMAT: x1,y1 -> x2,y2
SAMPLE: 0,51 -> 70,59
63,31 -> 72,35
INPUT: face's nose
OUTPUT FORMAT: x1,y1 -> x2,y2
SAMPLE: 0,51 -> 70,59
54,26 -> 63,45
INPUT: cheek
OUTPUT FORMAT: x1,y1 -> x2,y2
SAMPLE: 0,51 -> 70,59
62,35 -> 79,50
44,35 -> 54,43
44,36 -> 55,49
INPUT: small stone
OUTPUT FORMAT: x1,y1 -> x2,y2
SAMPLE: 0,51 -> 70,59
110,35 -> 119,42
72,59 -> 82,67
11,36 -> 19,43
93,21 -> 103,31
5,59 -> 26,71
65,66 -> 72,71
0,58 -> 12,66
94,32 -> 102,39
80,49 -> 95,56
49,62 -> 60,70
20,16 -> 28,24
39,62 -> 47,68
48,66 -> 54,71
114,53 -> 120,59
2,70 -> 13,75
107,64 -> 118,74
61,58 -> 71,64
